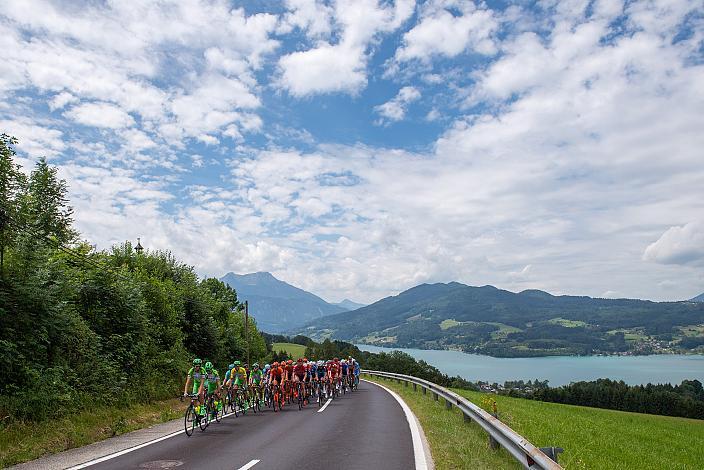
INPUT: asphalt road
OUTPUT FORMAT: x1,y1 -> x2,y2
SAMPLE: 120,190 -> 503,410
84,381 -> 417,470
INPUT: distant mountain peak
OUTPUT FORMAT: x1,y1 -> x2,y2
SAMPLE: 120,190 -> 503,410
690,292 -> 704,302
220,271 -> 345,333
336,299 -> 367,311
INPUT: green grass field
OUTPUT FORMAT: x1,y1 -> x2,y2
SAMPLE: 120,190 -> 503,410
0,398 -> 184,468
272,342 -> 307,358
365,376 -> 704,470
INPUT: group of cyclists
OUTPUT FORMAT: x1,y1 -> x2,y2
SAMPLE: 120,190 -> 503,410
182,356 -> 361,434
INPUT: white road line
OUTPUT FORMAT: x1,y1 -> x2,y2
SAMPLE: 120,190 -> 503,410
236,459 -> 260,470
362,379 -> 429,470
67,402 -> 255,469
317,397 -> 333,413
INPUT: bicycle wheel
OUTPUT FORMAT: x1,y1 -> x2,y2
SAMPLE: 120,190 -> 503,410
199,405 -> 208,431
214,398 -> 222,423
185,404 -> 196,436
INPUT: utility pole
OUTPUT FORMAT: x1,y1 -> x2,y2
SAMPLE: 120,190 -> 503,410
245,300 -> 250,366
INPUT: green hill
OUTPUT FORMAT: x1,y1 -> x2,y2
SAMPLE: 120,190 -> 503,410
300,282 -> 704,357
272,342 -> 307,358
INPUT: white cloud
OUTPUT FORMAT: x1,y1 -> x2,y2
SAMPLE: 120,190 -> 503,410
278,44 -> 368,97
393,1 -> 497,64
374,86 -> 421,123
48,92 -> 78,111
280,0 -> 334,38
65,102 -> 135,129
644,222 -> 704,266
277,0 -> 414,96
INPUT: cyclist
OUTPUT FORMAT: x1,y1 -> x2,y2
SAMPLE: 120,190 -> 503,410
249,362 -> 264,405
292,358 -> 307,403
203,361 -> 222,416
341,359 -> 349,389
184,358 -> 206,416
228,360 -> 248,404
315,359 -> 326,397
283,359 -> 294,401
269,361 -> 285,407
352,357 -> 360,387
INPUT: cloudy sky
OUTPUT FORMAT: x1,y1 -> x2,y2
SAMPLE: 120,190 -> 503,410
2,0 -> 703,304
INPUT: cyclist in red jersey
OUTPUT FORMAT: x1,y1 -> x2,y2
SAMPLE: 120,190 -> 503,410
284,359 -> 294,401
269,361 -> 284,408
292,358 -> 308,403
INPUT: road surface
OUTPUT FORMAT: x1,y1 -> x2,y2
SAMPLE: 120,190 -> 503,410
74,381 -> 422,470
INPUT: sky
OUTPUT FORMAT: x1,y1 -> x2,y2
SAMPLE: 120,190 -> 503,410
1,0 -> 703,304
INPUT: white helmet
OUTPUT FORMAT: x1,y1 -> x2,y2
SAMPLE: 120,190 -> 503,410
317,360 -> 324,366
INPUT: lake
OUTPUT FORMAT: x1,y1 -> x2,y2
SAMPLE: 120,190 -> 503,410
356,344 -> 704,386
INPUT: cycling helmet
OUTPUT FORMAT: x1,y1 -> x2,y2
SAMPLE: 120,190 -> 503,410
303,357 -> 308,362
272,361 -> 279,367
297,357 -> 303,362
193,358 -> 202,366
317,360 -> 324,366
287,359 -> 293,365
334,357 -> 339,361
234,360 -> 241,366
228,363 -> 235,370
264,364 -> 271,370
253,362 -> 259,368
204,361 -> 213,371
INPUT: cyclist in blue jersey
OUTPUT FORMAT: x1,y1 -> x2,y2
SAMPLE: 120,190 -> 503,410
341,359 -> 350,390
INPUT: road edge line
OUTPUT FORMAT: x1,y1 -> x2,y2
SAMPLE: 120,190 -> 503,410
362,379 -> 433,470
65,402 -> 254,469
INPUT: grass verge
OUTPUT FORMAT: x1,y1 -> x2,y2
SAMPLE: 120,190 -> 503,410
272,342 -> 306,358
0,397 -> 184,468
455,388 -> 704,470
365,376 -> 520,470
364,375 -> 704,469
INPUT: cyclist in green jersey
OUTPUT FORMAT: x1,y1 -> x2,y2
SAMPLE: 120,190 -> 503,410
184,358 -> 206,414
203,361 -> 222,415
249,363 -> 264,405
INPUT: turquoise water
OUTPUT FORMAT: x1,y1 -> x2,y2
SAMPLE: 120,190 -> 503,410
357,344 -> 704,386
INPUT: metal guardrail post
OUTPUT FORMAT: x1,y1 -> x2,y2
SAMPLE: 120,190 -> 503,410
413,383 -> 417,391
422,386 -> 426,395
445,398 -> 452,410
433,391 -> 438,401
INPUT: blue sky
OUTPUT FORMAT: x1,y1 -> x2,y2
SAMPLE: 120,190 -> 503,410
1,0 -> 703,304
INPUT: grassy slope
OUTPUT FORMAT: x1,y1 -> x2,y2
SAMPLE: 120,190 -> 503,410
456,389 -> 704,470
366,376 -> 704,470
272,342 -> 306,358
0,398 -> 184,468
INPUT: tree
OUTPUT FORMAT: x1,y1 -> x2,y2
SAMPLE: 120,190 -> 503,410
24,157 -> 76,244
0,134 -> 26,276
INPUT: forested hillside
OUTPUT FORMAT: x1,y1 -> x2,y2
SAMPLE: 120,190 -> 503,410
0,134 -> 265,422
300,282 -> 704,357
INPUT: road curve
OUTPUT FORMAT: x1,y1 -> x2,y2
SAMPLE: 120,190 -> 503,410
81,382 -> 419,470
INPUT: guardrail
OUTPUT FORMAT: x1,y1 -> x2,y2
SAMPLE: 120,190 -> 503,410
362,370 -> 563,470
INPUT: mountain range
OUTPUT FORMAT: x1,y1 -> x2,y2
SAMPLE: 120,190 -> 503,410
220,272 -> 363,332
691,292 -> 704,302
297,282 -> 704,357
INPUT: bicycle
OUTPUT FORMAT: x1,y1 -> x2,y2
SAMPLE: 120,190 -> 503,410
296,381 -> 305,410
234,387 -> 248,415
182,393 -> 207,436
205,391 -> 224,423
